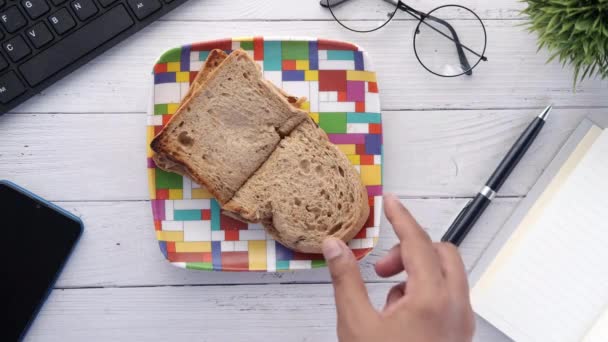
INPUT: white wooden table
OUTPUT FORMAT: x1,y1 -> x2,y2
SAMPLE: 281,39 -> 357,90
1,0 -> 606,340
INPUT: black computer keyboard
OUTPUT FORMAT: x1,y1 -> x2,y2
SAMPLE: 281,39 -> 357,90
0,0 -> 188,114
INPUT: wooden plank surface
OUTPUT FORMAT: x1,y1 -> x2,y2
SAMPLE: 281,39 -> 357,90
48,198 -> 517,288
161,0 -> 527,21
0,110 -> 593,201
9,20 -> 607,114
26,284 -> 509,342
2,0 -> 605,340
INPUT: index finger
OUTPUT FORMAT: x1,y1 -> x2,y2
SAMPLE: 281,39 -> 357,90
383,194 -> 444,292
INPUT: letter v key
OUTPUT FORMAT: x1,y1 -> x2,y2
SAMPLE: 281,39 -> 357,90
25,23 -> 54,49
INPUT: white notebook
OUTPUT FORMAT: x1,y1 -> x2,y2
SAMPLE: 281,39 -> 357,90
472,126 -> 608,342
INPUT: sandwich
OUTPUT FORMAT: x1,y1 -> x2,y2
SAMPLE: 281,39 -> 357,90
151,49 -> 369,253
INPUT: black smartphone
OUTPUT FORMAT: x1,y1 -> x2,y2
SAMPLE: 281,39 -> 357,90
0,181 -> 83,341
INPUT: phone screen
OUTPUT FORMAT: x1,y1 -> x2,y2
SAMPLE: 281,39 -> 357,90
1,182 -> 83,341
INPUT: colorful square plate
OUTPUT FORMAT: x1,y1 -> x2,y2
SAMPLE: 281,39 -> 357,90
146,37 -> 383,272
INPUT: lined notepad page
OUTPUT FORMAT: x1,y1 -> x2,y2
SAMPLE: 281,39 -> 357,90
472,128 -> 608,342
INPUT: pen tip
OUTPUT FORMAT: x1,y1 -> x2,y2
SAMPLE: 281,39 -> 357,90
538,105 -> 552,121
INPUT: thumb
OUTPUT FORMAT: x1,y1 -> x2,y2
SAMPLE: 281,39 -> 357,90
323,238 -> 375,322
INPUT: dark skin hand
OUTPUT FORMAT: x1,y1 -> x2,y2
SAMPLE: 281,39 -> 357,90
322,194 -> 475,342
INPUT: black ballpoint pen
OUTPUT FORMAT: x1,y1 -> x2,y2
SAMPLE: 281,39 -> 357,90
441,105 -> 552,246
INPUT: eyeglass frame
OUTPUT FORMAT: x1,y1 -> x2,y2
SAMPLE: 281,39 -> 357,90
320,0 -> 488,78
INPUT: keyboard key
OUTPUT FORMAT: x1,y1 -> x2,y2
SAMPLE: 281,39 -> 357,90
20,5 -> 134,86
0,6 -> 27,33
51,0 -> 66,4
0,54 -> 7,70
127,0 -> 161,20
0,71 -> 26,103
26,22 -> 53,48
3,35 -> 31,61
22,0 -> 50,19
48,8 -> 75,34
98,0 -> 117,7
71,0 -> 97,21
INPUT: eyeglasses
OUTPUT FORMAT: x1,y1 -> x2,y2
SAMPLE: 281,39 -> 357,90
321,0 -> 488,77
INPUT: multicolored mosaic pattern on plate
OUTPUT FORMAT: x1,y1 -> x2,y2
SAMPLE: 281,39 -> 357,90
147,37 -> 383,272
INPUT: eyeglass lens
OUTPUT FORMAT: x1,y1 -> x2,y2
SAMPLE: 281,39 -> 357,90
327,0 -> 399,33
327,0 -> 487,77
414,5 -> 486,77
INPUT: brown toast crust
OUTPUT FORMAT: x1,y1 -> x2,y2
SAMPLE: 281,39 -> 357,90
153,49 -> 228,172
177,49 -> 229,112
153,49 -> 306,173
222,118 -> 370,253
150,49 -> 309,204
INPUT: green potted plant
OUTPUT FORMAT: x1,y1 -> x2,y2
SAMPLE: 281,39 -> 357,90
522,0 -> 607,86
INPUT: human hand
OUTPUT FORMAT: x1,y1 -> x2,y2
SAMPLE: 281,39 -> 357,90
322,194 -> 475,342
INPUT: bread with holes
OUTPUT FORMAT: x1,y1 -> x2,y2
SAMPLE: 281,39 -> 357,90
179,49 -> 305,114
150,49 -> 309,204
223,118 -> 370,253
153,49 -> 306,173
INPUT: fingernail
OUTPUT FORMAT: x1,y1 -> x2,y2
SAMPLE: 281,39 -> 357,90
322,239 -> 343,261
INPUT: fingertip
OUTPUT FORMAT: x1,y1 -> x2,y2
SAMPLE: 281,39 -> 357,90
374,258 -> 384,273
374,250 -> 391,271
384,192 -> 398,203
383,193 -> 400,209
374,260 -> 390,277
322,237 -> 345,261
383,193 -> 400,220
383,193 -> 413,219
374,257 -> 403,278
383,198 -> 425,243
374,244 -> 405,278
323,238 -> 357,277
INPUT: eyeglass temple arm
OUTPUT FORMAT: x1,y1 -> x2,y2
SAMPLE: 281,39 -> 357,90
399,2 -> 476,75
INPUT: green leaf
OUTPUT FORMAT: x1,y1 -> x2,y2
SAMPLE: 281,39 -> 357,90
521,0 -> 608,87
546,14 -> 561,32
575,18 -> 593,31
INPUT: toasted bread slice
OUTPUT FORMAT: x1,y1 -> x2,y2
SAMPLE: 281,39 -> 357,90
154,49 -> 306,172
182,49 -> 305,111
181,49 -> 228,106
224,119 -> 370,253
151,50 -> 309,204
153,49 -> 229,173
